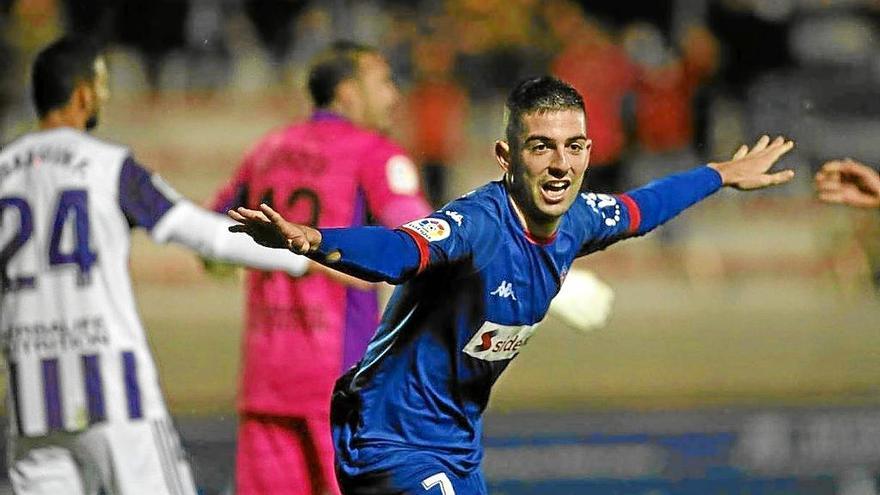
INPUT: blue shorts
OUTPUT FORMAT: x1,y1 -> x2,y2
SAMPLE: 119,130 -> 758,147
337,464 -> 487,495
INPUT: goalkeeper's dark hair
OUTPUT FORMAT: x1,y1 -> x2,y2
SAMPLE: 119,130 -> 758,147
307,40 -> 378,108
32,35 -> 103,118
504,76 -> 585,150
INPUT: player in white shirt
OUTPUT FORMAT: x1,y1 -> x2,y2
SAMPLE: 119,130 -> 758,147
0,36 -> 311,495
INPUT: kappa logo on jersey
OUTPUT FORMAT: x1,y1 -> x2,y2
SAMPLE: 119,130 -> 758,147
490,280 -> 517,300
581,192 -> 622,227
402,218 -> 451,242
463,321 -> 540,361
444,210 -> 463,226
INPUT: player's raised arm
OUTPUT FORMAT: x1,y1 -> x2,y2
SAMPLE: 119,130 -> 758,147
229,204 -> 424,284
814,158 -> 880,209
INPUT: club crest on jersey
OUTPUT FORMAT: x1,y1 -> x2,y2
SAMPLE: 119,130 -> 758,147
402,218 -> 451,242
581,192 -> 621,227
463,321 -> 540,361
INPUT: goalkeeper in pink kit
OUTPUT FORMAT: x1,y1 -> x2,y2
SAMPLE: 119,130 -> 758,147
210,41 -> 431,495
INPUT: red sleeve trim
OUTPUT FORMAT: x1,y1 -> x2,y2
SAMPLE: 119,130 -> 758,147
398,227 -> 430,274
617,193 -> 641,234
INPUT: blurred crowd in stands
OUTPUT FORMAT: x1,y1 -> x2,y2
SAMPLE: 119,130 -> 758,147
2,0 -> 880,206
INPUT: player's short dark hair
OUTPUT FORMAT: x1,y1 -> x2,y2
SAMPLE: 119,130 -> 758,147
307,40 -> 378,108
31,35 -> 103,118
504,76 -> 585,149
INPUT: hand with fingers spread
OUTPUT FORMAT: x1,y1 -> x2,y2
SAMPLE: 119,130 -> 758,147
708,135 -> 796,190
814,159 -> 880,209
228,203 -> 322,254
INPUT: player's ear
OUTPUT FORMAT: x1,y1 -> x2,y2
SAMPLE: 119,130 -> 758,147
495,140 -> 511,173
71,81 -> 94,114
335,79 -> 357,106
334,78 -> 365,122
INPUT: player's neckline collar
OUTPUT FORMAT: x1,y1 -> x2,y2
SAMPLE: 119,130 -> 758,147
524,229 -> 557,246
311,110 -> 349,123
501,184 -> 558,246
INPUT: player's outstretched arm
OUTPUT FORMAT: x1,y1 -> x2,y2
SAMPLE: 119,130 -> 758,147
707,135 -> 795,190
120,158 -> 316,277
150,201 -> 313,276
228,204 -> 423,284
814,159 -> 880,209
582,135 -> 796,253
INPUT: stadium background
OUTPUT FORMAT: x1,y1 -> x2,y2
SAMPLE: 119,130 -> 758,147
2,0 -> 880,493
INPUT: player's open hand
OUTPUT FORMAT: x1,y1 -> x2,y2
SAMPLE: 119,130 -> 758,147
227,204 -> 322,254
709,135 -> 795,190
814,159 -> 880,209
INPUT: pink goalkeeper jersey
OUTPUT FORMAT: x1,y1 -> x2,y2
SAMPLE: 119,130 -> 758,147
211,112 -> 431,416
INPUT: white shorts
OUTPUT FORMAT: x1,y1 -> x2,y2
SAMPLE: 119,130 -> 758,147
7,417 -> 196,495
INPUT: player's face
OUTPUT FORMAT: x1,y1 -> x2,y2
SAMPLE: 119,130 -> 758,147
502,109 -> 591,231
85,56 -> 110,131
354,53 -> 399,133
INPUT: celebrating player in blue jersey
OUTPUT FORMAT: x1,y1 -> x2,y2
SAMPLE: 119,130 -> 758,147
229,76 -> 795,495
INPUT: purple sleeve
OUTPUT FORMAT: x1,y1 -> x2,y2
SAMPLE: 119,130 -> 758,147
118,156 -> 177,230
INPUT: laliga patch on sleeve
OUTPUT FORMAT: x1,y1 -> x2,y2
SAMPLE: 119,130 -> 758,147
385,155 -> 419,195
402,218 -> 451,242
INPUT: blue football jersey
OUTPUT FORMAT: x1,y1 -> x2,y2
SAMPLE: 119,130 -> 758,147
332,179 -> 641,477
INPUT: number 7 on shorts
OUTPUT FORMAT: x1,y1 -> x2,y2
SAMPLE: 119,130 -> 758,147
421,472 -> 454,494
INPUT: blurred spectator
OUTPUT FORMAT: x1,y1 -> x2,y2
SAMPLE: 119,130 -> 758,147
60,0 -> 115,41
0,1 -> 15,142
184,0 -> 233,95
708,0 -> 793,98
406,37 -> 468,207
378,5 -> 420,88
115,0 -> 189,95
288,5 -> 334,69
1,0 -> 62,140
551,8 -> 636,193
622,21 -> 721,279
578,0 -> 671,32
625,23 -> 718,156
243,0 -> 308,76
5,0 -> 61,52
449,0 -> 549,100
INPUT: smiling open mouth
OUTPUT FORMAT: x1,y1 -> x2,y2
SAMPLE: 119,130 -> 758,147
540,180 -> 572,203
